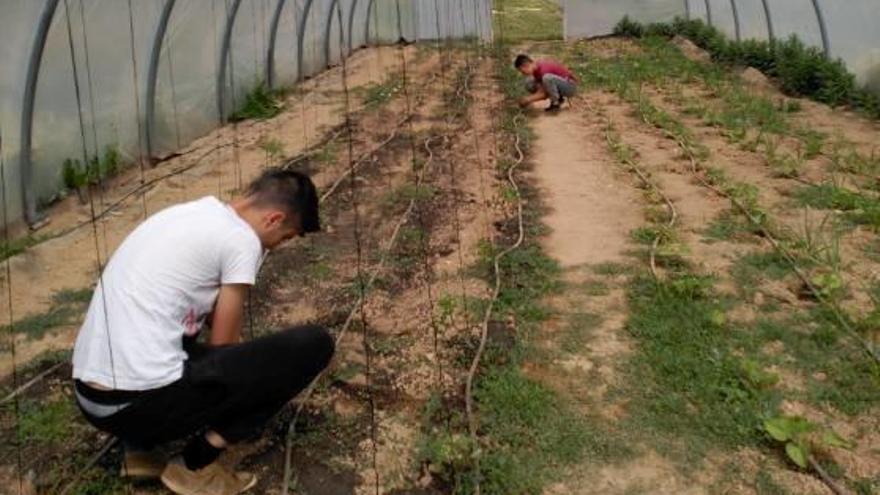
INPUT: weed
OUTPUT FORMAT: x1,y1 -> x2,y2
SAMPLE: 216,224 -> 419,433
361,74 -> 403,109
624,272 -> 781,455
62,146 -> 122,202
793,183 -> 880,229
2,286 -> 93,340
560,311 -> 603,354
381,183 -> 437,212
17,397 -> 77,444
258,137 -> 285,162
229,85 -> 283,121
0,234 -> 47,262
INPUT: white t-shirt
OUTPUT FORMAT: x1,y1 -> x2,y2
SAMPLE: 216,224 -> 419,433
72,196 -> 263,391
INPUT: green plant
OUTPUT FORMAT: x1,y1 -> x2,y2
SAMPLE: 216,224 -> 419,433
361,74 -> 404,109
229,84 -> 283,121
763,415 -> 853,470
258,137 -> 285,162
18,398 -> 77,444
62,146 -> 123,203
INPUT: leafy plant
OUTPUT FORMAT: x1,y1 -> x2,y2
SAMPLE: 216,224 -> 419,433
229,84 -> 283,121
763,415 -> 853,470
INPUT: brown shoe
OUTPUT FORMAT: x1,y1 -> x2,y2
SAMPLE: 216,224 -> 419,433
160,458 -> 257,495
120,448 -> 166,479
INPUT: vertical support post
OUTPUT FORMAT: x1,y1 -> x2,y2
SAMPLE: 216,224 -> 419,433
729,0 -> 741,42
266,0 -> 289,89
760,0 -> 775,42
18,0 -> 61,227
217,0 -> 243,122
684,0 -> 691,20
704,0 -> 713,27
296,0 -> 315,80
145,0 -> 177,160
809,0 -> 831,56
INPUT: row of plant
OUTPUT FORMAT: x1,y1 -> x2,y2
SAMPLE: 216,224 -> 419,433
416,48 -> 613,494
613,16 -> 880,119
572,42 -> 879,492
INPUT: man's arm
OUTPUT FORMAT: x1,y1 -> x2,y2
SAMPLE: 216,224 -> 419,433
519,86 -> 548,108
209,283 -> 249,346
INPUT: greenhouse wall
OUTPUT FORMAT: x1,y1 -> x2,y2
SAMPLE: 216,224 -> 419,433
0,0 -> 492,230
563,0 -> 880,95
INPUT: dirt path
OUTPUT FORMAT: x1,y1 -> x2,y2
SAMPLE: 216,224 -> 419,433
531,110 -> 642,269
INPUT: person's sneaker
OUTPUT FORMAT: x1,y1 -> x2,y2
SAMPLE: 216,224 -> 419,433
120,448 -> 166,479
545,102 -> 562,113
160,458 -> 257,495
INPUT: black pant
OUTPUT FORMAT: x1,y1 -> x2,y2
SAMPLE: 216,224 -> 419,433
76,325 -> 334,450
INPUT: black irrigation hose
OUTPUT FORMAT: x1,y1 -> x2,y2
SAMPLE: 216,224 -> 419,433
465,110 -> 526,495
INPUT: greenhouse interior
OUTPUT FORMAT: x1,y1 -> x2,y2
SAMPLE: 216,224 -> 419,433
0,0 -> 878,494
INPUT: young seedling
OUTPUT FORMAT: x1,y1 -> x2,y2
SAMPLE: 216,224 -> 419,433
763,415 -> 854,493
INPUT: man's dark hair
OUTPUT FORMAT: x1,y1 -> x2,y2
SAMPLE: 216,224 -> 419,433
246,168 -> 320,234
514,54 -> 532,69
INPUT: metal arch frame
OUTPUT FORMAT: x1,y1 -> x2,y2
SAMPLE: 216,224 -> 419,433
364,0 -> 376,45
323,0 -> 342,69
809,0 -> 831,56
684,0 -> 691,20
729,0 -> 741,42
704,0 -> 713,27
347,0 -> 361,54
296,0 -> 316,81
266,0 -> 290,89
759,0 -> 775,42
19,0 -> 61,227
145,0 -> 177,160
217,0 -> 244,122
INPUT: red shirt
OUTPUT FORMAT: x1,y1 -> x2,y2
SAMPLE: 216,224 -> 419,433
533,60 -> 576,83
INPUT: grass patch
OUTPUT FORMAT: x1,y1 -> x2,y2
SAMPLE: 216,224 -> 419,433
493,0 -> 562,42
360,74 -> 404,109
17,397 -> 78,444
623,272 -> 781,456
2,287 -> 93,340
561,311 -> 603,354
793,183 -> 880,228
0,234 -> 48,263
229,85 -> 283,121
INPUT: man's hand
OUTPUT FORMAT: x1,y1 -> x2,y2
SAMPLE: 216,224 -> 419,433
519,87 -> 548,108
209,284 -> 249,346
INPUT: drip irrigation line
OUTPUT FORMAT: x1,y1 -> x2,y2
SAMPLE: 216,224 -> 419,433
0,361 -> 65,406
635,97 -> 880,366
282,66 -> 441,495
57,437 -> 117,495
585,98 -> 678,280
1,126 -> 25,495
465,112 -> 527,495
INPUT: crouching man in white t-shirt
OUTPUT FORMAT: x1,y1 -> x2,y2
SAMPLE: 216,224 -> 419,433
71,168 -> 332,495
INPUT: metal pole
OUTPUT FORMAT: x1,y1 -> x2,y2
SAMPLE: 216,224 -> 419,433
296,0 -> 315,80
18,0 -> 60,227
684,0 -> 691,20
266,0 -> 289,89
217,0 -> 243,123
729,0 -> 741,42
145,0 -> 176,160
809,0 -> 831,56
704,0 -> 713,26
348,0 -> 361,54
324,0 -> 340,68
365,0 -> 376,45
759,0 -> 774,42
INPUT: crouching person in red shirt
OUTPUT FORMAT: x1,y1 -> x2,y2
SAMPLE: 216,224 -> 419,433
515,54 -> 577,112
